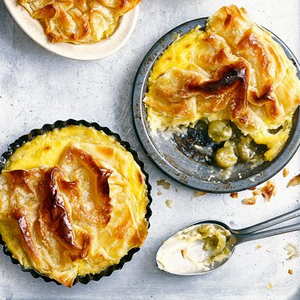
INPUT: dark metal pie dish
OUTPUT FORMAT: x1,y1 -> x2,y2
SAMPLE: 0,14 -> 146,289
132,17 -> 300,193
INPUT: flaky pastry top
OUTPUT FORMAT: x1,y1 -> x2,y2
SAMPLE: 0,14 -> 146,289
144,5 -> 300,161
0,125 -> 149,287
19,0 -> 141,43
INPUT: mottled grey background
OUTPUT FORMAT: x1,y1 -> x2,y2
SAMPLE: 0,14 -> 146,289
0,0 -> 300,299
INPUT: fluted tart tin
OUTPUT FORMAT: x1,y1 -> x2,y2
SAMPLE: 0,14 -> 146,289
0,119 -> 152,286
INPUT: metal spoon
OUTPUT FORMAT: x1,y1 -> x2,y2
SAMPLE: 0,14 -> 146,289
156,207 -> 300,275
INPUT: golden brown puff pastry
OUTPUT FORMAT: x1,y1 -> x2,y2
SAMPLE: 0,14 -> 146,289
0,125 -> 149,287
144,5 -> 300,161
19,0 -> 141,43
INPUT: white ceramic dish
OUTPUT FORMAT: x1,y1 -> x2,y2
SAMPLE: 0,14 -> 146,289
3,0 -> 139,60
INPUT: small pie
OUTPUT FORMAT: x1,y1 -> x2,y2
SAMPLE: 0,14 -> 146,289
0,124 -> 150,287
144,5 -> 300,167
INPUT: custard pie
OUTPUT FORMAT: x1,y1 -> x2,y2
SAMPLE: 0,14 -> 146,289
144,5 -> 300,168
19,0 -> 141,43
0,124 -> 150,287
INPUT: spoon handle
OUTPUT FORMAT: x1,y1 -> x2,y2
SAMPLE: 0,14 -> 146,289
235,223 -> 300,244
231,207 -> 300,235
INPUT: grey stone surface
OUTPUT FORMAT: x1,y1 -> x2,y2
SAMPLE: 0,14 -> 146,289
0,0 -> 300,299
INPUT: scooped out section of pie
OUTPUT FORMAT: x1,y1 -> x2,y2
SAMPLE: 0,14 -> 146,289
144,5 -> 300,169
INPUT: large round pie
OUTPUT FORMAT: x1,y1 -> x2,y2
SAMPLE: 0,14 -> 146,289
0,123 -> 150,287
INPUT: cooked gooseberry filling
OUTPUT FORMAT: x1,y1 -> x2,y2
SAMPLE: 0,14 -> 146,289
172,119 -> 267,169
215,141 -> 237,169
208,121 -> 232,143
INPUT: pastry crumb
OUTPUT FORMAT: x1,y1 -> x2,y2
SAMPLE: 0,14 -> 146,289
230,192 -> 238,198
260,181 -> 276,201
255,245 -> 262,250
267,282 -> 273,289
285,243 -> 299,260
165,199 -> 173,209
181,249 -> 187,259
252,189 -> 261,196
193,191 -> 206,198
283,168 -> 289,178
287,174 -> 300,188
249,187 -> 256,191
288,269 -> 293,275
242,196 -> 257,205
157,179 -> 171,190
157,191 -> 162,196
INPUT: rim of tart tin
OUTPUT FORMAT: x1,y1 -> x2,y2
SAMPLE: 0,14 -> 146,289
132,17 -> 300,193
0,119 -> 152,286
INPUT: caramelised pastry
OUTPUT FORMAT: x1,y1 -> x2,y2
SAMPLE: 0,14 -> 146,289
144,5 -> 300,167
0,125 -> 150,287
19,0 -> 140,43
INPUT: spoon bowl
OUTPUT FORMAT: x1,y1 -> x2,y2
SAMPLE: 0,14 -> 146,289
156,207 -> 300,276
156,222 -> 237,276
